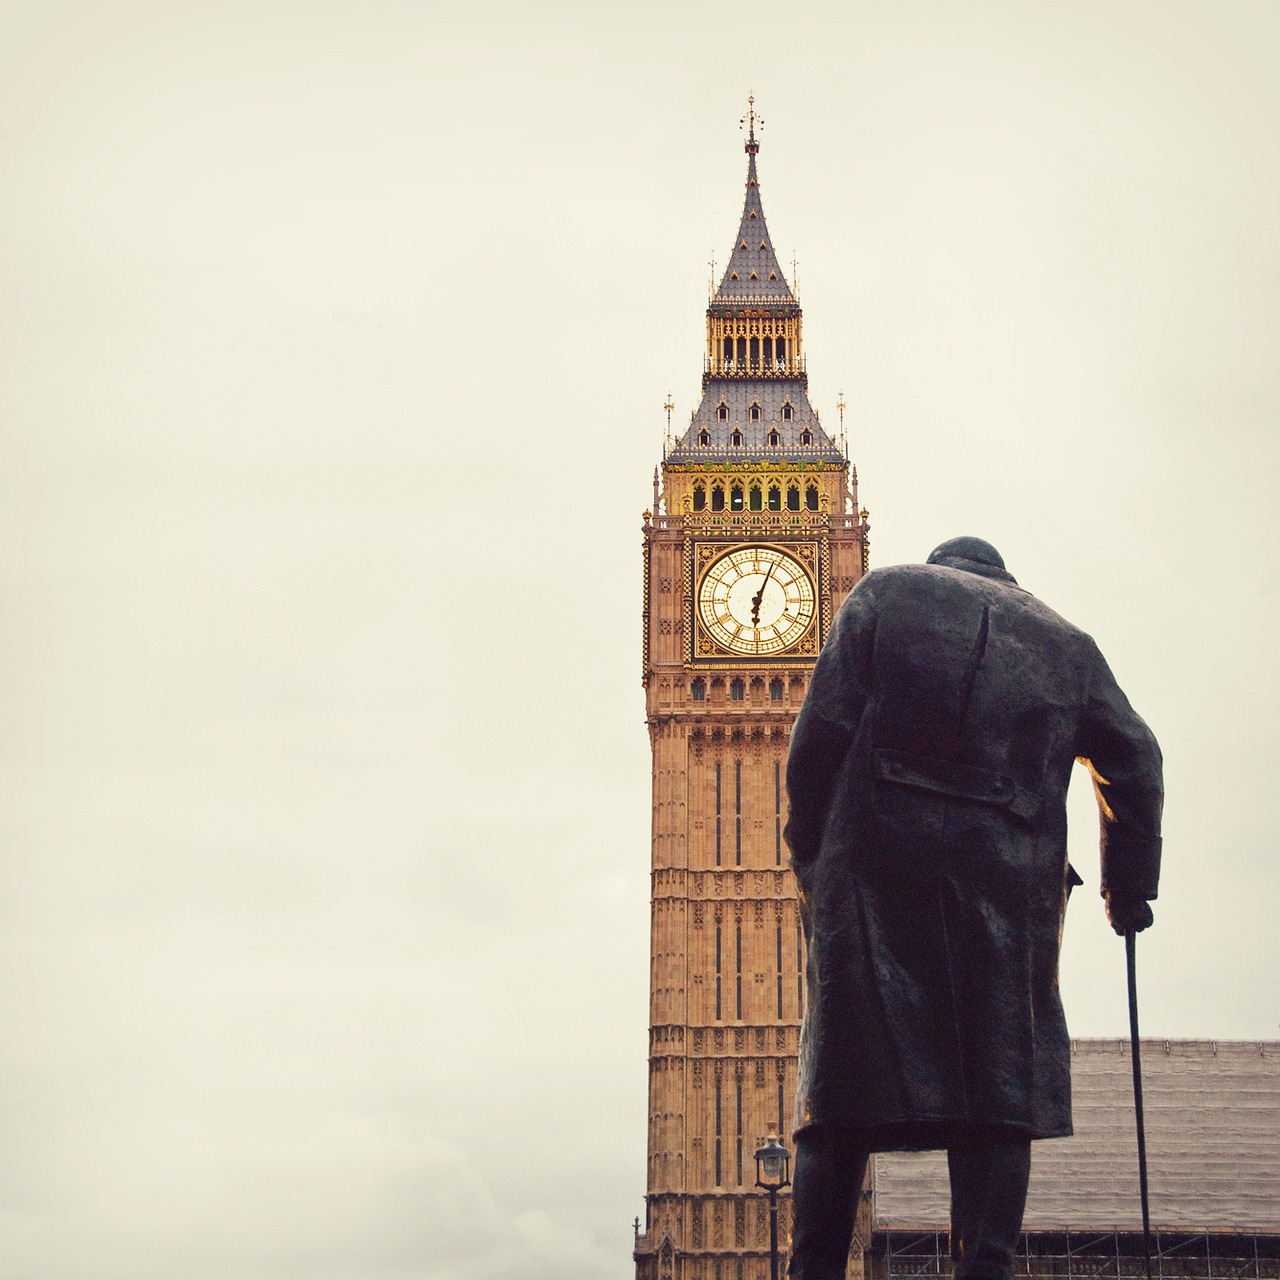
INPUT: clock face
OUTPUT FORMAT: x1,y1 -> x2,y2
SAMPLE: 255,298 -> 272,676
697,545 -> 816,656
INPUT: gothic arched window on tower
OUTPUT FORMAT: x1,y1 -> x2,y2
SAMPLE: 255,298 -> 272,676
717,402 -> 729,420
800,428 -> 813,445
768,428 -> 780,447
806,483 -> 819,511
776,338 -> 787,365
691,677 -> 706,702
768,484 -> 781,511
769,677 -> 784,702
787,485 -> 801,511
730,678 -> 745,702
723,338 -> 734,366
749,403 -> 761,422
730,429 -> 743,447
781,402 -> 793,421
749,485 -> 763,511
699,428 -> 711,446
711,485 -> 725,512
730,484 -> 744,511
737,337 -> 747,364
692,483 -> 706,511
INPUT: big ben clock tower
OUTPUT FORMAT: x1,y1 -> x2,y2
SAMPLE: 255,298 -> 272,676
636,106 -> 869,1280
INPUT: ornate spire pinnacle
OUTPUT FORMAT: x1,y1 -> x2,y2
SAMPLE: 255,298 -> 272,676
741,94 -> 761,157
714,100 -> 793,305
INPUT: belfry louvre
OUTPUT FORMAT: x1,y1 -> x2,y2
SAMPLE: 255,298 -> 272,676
633,109 -> 868,1280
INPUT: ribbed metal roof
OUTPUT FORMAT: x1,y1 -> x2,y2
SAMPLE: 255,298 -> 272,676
872,1039 -> 1280,1233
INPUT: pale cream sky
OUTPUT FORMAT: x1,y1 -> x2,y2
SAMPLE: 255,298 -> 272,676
2,2 -> 1277,1277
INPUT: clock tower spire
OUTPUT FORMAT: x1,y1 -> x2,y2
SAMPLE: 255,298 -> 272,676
635,113 -> 870,1280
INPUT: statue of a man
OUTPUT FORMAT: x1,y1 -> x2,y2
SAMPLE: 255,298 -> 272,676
785,537 -> 1163,1280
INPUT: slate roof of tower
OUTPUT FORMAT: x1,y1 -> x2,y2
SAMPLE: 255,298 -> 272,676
871,1039 -> 1280,1233
668,379 -> 844,464
713,149 -> 796,304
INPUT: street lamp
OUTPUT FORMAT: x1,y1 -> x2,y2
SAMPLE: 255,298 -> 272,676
754,1137 -> 792,1280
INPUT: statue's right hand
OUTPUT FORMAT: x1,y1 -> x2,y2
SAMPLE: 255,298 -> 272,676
1105,892 -> 1154,936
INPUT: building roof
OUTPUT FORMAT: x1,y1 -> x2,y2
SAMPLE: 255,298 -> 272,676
667,379 -> 844,466
872,1039 -> 1280,1234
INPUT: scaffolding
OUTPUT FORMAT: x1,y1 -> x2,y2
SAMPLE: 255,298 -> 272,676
870,1230 -> 1280,1280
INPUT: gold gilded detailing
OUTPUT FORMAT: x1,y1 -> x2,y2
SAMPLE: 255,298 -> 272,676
671,461 -> 841,477
704,312 -> 802,380
683,511 -> 828,532
690,541 -> 821,661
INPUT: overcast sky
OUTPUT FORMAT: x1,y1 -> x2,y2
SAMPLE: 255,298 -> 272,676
1,2 -> 1277,1277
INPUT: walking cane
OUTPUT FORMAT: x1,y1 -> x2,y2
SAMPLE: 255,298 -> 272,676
1125,929 -> 1154,1280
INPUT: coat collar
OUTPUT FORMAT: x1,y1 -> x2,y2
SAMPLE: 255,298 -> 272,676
933,556 -> 1020,586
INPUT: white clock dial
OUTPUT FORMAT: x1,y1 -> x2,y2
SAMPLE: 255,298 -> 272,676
698,546 -> 816,656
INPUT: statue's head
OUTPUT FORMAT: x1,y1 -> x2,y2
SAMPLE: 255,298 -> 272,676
926,536 -> 1008,573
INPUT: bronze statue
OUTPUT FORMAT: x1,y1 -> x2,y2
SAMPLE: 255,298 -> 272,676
785,537 -> 1163,1280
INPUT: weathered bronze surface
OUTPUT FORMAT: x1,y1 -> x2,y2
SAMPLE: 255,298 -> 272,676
785,537 -> 1163,1278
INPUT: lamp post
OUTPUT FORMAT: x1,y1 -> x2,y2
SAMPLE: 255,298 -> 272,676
754,1136 -> 792,1280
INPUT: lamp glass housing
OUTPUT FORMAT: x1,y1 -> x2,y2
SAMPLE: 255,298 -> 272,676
754,1138 -> 791,1189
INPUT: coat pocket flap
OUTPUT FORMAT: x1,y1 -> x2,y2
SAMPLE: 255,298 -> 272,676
873,748 -> 1040,823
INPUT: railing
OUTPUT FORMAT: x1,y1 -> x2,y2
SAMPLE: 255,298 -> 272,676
644,511 -> 862,532
683,510 -> 828,529
705,354 -> 807,373
665,443 -> 843,461
704,364 -> 804,379
707,293 -> 801,306
871,1230 -> 1280,1280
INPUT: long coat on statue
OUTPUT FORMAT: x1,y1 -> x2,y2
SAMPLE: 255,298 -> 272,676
785,548 -> 1162,1148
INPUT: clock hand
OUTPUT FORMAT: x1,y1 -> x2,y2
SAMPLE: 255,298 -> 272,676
750,561 -> 777,626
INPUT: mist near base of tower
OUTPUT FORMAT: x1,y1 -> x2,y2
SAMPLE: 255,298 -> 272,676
1,1 -> 1277,1278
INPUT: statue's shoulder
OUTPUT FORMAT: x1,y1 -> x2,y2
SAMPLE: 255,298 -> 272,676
837,564 -> 924,615
856,564 -> 1089,639
852,562 -> 983,603
853,563 -> 934,594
